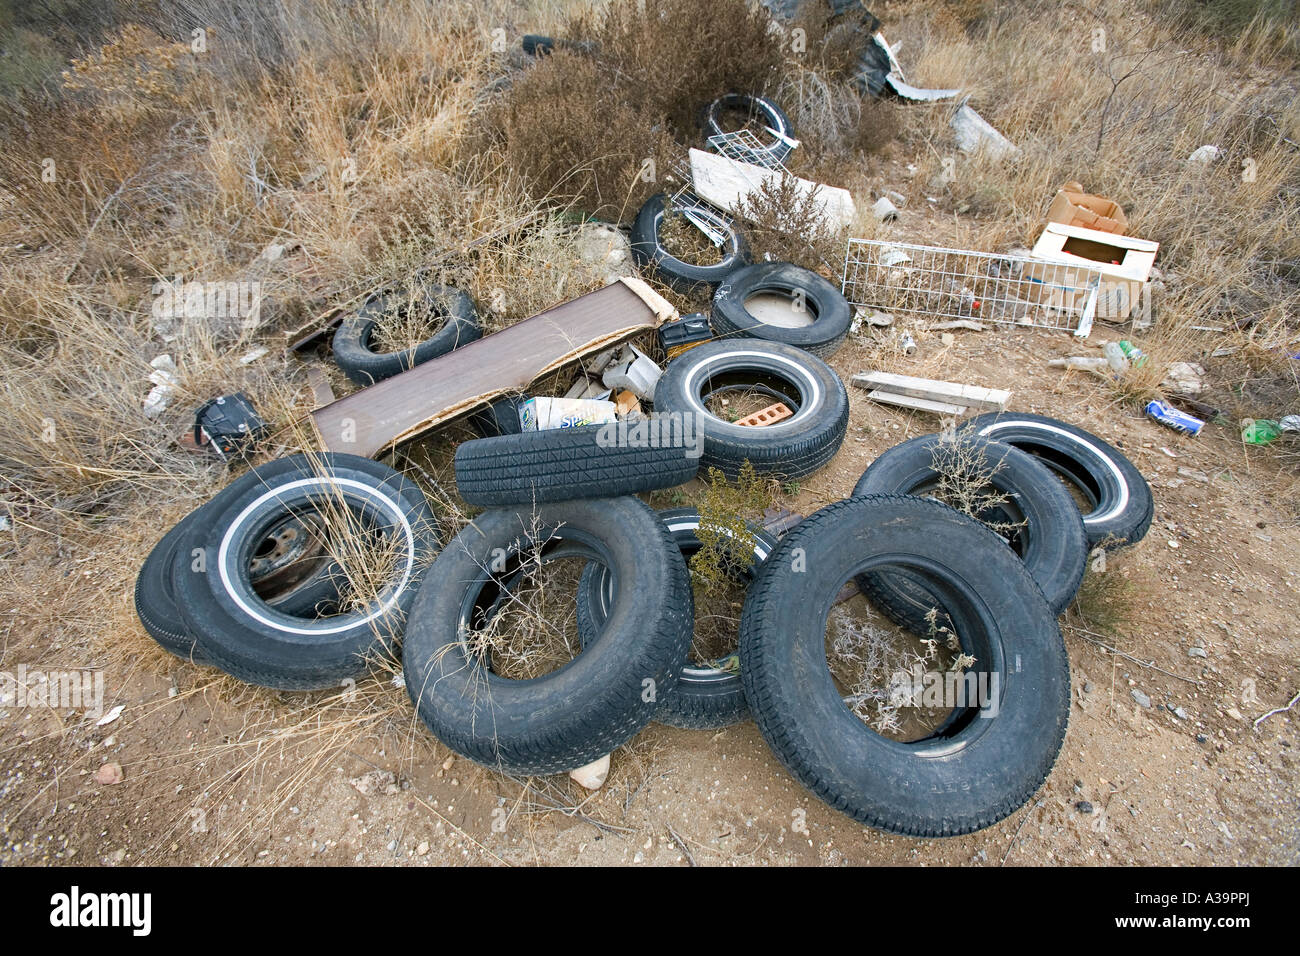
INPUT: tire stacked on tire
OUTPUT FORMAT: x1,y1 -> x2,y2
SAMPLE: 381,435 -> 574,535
135,453 -> 440,689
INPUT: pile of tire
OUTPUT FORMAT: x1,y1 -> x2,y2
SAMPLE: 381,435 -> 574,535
427,411 -> 1150,837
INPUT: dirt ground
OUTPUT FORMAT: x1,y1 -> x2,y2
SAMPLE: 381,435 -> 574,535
2,296 -> 1297,867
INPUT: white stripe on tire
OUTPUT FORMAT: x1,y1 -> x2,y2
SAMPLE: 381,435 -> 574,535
216,476 -> 417,636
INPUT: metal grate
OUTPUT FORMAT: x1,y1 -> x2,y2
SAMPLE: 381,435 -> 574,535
704,127 -> 795,170
840,238 -> 1128,337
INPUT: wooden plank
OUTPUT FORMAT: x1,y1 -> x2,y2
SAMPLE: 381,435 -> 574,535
310,280 -> 671,457
305,365 -> 335,408
688,148 -> 857,230
866,389 -> 967,416
851,371 -> 1010,412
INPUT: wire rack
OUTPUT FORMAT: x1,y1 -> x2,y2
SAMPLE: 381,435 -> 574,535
704,127 -> 794,170
840,239 -> 1128,336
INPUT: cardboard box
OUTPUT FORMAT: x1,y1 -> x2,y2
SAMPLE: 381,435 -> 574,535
519,397 -> 617,431
1025,222 -> 1158,323
1046,181 -> 1128,235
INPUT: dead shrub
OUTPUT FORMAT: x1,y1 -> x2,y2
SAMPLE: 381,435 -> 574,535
485,51 -> 674,220
732,170 -> 845,274
571,0 -> 785,133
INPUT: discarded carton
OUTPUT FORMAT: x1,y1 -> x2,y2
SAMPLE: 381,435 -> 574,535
1046,181 -> 1128,235
1026,222 -> 1158,323
519,397 -> 617,431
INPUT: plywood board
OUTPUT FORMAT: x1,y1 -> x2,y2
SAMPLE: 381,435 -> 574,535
310,279 -> 672,457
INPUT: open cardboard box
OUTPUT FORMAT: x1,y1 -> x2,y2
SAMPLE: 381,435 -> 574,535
1046,181 -> 1128,235
1025,222 -> 1158,322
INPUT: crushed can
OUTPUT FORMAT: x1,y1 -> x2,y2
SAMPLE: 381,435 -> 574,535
1146,399 -> 1203,436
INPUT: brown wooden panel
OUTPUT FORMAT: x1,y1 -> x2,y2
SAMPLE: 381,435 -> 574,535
310,281 -> 663,457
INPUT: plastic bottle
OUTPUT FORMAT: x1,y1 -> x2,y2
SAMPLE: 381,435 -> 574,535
1103,342 -> 1127,372
1240,419 -> 1282,445
1118,340 -> 1148,367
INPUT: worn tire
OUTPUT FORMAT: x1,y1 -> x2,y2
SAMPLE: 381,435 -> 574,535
959,412 -> 1153,549
332,286 -> 481,386
740,494 -> 1070,837
467,395 -> 524,438
171,453 -> 440,690
453,423 -> 700,506
701,93 -> 795,166
134,465 -> 381,661
403,497 -> 692,774
630,193 -> 749,293
135,506 -> 213,663
851,435 -> 1088,627
712,262 -> 852,359
653,339 -> 848,479
575,508 -> 778,729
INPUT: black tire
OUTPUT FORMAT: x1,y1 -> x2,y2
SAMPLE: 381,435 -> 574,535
403,497 -> 693,774
959,412 -> 1153,549
851,435 -> 1088,625
740,494 -> 1070,837
575,508 -> 778,729
332,286 -> 481,386
701,93 -> 795,166
712,262 -> 852,359
630,193 -> 749,293
135,506 -> 212,664
171,453 -> 440,690
134,455 -> 414,662
652,339 -> 848,479
467,395 -> 524,438
453,423 -> 700,506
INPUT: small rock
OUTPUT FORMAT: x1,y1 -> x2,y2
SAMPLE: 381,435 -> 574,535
633,851 -> 644,863
1196,734 -> 1209,744
95,705 -> 124,727
1075,801 -> 1095,814
1226,707 -> 1244,721
1131,689 -> 1151,708
940,332 -> 955,347
416,841 -> 430,856
348,770 -> 399,796
569,753 -> 611,790
441,756 -> 455,772
1187,646 -> 1207,659
1187,144 -> 1222,164
95,762 -> 124,785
